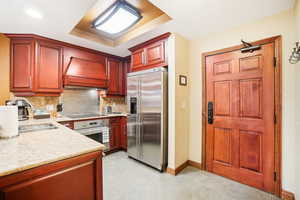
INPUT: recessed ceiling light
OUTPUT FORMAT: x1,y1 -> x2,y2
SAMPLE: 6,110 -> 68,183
25,8 -> 43,19
92,0 -> 142,35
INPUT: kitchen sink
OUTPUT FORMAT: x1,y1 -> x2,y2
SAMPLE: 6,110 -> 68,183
19,123 -> 58,133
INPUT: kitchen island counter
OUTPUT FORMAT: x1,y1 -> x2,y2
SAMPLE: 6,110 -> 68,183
0,119 -> 104,177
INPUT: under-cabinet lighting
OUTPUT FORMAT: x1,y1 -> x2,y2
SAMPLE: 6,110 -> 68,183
92,0 -> 142,35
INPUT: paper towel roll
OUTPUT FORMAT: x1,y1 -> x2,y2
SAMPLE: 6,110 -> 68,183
0,106 -> 19,139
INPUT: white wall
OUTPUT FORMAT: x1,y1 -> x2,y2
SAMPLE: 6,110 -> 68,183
188,9 -> 297,194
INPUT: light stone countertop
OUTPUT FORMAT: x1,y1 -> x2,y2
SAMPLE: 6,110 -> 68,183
55,113 -> 128,122
0,119 -> 105,177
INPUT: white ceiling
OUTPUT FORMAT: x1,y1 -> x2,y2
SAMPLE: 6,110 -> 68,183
0,0 -> 295,57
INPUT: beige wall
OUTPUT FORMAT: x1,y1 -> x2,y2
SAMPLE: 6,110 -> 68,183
174,34 -> 190,168
168,33 -> 190,169
188,9 -> 297,194
0,34 -> 10,105
293,0 -> 300,199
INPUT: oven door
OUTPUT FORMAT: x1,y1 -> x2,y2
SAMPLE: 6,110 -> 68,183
76,127 -> 110,152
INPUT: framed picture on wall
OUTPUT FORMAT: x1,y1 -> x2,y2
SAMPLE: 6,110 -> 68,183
179,75 -> 187,86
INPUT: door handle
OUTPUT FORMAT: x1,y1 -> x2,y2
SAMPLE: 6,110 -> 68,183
208,102 -> 214,124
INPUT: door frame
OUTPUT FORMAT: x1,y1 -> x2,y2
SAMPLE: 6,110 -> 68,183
201,36 -> 282,197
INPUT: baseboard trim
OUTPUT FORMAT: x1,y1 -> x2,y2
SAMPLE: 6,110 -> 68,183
188,160 -> 202,170
281,190 -> 295,200
167,160 -> 202,176
167,161 -> 189,176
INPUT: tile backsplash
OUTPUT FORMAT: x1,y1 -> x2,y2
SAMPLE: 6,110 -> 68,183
14,95 -> 127,114
21,96 -> 59,111
100,96 -> 127,113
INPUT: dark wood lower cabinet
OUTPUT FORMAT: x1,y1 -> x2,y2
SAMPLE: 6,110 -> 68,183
120,117 -> 127,151
109,117 -> 127,152
109,117 -> 121,151
0,151 -> 102,200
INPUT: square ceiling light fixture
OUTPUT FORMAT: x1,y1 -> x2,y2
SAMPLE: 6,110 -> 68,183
92,0 -> 142,35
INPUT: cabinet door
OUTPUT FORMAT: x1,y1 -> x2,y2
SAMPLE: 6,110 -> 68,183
110,118 -> 121,150
10,39 -> 34,92
0,152 -> 102,200
35,41 -> 63,93
119,62 -> 127,96
145,41 -> 166,67
131,49 -> 144,70
107,58 -> 121,95
120,117 -> 127,150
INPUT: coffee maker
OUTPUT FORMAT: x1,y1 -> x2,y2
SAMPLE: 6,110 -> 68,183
5,99 -> 30,121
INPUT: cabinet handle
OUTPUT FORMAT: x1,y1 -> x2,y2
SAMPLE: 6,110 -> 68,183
142,51 -> 145,65
29,76 -> 32,89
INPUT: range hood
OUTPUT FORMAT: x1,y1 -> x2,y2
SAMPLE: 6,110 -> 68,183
64,57 -> 108,88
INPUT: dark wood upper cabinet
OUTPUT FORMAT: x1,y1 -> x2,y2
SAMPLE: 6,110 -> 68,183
10,39 -> 34,92
131,49 -> 144,70
146,41 -> 165,67
35,41 -> 63,93
107,58 -> 121,95
129,33 -> 170,72
107,58 -> 127,96
7,36 -> 63,96
63,47 -> 108,88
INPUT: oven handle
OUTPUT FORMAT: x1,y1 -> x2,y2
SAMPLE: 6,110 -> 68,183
76,128 -> 108,136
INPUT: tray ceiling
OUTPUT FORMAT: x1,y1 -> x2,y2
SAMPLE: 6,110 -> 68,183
0,0 -> 295,56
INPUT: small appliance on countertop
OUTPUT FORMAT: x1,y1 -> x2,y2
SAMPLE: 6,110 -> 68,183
0,106 -> 19,139
6,99 -> 31,121
103,106 -> 112,115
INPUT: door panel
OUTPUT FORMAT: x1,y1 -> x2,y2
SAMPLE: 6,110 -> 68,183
239,79 -> 262,119
213,128 -> 232,165
213,60 -> 232,75
239,55 -> 262,72
214,81 -> 231,116
205,43 -> 275,193
140,72 -> 162,168
127,76 -> 139,159
239,130 -> 262,172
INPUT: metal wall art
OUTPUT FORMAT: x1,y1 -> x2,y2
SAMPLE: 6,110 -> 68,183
289,42 -> 300,64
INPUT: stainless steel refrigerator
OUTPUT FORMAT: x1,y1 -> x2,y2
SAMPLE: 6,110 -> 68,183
127,67 -> 168,171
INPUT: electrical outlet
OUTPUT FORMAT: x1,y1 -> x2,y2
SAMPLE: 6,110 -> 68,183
46,104 -> 54,111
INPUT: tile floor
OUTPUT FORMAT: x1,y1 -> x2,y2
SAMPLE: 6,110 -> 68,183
103,151 -> 280,200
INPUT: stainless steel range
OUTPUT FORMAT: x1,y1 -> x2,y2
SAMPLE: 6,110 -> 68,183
66,113 -> 105,119
73,119 -> 110,152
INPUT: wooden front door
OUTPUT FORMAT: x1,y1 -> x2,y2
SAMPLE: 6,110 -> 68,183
205,42 -> 275,193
